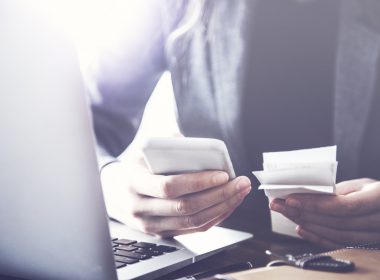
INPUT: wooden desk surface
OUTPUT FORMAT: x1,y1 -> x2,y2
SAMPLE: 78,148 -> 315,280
159,234 -> 325,280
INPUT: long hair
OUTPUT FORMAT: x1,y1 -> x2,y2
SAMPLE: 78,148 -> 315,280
164,0 -> 207,66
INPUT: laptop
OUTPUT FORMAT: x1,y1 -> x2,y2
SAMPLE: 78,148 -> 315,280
0,3 -> 252,280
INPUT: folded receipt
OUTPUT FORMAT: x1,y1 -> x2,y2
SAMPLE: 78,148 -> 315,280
252,146 -> 338,199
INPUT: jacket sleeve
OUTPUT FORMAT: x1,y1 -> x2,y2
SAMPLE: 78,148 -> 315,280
79,1 -> 169,169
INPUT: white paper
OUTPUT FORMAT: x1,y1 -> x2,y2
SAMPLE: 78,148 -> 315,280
253,163 -> 337,186
271,211 -> 299,238
261,185 -> 335,199
263,145 -> 337,164
252,146 -> 338,199
252,146 -> 338,237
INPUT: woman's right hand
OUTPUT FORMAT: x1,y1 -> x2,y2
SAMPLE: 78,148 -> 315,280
100,152 -> 251,237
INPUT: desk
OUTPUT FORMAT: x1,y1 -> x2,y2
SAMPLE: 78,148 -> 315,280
159,234 -> 325,280
0,234 -> 324,280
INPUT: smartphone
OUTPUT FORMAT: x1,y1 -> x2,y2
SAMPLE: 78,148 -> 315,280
141,137 -> 236,179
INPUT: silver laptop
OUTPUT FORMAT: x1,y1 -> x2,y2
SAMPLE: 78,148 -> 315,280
0,3 -> 252,280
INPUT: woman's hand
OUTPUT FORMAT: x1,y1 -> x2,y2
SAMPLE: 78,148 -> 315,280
101,153 -> 251,237
270,178 -> 380,248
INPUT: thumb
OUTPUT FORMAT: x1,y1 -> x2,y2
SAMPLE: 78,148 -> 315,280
335,178 -> 376,195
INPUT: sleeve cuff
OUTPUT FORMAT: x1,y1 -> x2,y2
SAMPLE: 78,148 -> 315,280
95,146 -> 119,172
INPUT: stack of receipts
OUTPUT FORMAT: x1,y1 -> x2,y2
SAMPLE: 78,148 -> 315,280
252,146 -> 338,199
252,146 -> 338,237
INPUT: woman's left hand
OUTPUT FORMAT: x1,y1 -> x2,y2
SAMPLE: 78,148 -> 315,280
270,178 -> 380,249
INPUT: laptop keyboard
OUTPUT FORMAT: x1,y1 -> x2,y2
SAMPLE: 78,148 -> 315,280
112,238 -> 179,269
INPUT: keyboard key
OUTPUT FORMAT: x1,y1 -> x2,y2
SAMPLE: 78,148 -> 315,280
111,237 -> 118,241
115,262 -> 126,269
155,245 -> 178,253
134,248 -> 150,254
113,239 -> 137,246
114,256 -> 139,264
132,242 -> 156,249
135,248 -> 163,257
117,245 -> 137,252
135,248 -> 153,256
111,236 -> 178,269
148,248 -> 164,256
115,250 -> 150,260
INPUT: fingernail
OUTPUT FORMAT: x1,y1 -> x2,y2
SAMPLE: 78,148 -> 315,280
236,177 -> 251,191
286,198 -> 301,209
213,172 -> 229,185
296,225 -> 309,238
238,185 -> 252,199
270,201 -> 284,212
286,207 -> 300,218
295,225 -> 303,235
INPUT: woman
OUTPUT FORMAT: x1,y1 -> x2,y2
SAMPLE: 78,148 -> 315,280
81,0 -> 380,248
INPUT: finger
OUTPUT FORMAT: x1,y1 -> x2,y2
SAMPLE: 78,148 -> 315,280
136,189 -> 250,234
296,226 -> 342,250
284,182 -> 380,217
300,223 -> 380,245
282,208 -> 380,232
133,177 -> 252,216
157,208 -> 236,237
343,181 -> 380,214
131,170 -> 233,199
335,178 -> 376,195
269,198 -> 285,212
270,198 -> 380,231
269,198 -> 302,223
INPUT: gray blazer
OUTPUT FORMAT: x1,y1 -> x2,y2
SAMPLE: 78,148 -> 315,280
85,0 -> 380,233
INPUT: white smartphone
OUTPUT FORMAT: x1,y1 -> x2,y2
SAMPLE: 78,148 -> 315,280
141,137 -> 236,179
